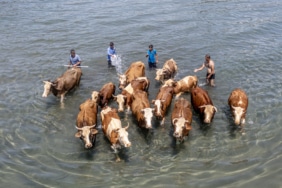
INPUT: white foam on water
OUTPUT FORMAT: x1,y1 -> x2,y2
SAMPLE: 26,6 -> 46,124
111,55 -> 123,74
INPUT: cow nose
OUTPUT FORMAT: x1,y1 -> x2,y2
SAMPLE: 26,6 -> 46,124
174,132 -> 179,137
125,142 -> 131,148
85,143 -> 92,149
118,108 -> 124,112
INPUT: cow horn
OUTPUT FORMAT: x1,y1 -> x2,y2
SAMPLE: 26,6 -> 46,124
199,105 -> 207,108
124,123 -> 129,130
75,126 -> 82,131
89,124 -> 96,129
213,106 -> 218,112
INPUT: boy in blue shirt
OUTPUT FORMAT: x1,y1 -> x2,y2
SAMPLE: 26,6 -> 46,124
146,44 -> 158,69
69,49 -> 81,67
107,42 -> 116,68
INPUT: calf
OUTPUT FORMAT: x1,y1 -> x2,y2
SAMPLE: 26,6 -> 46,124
228,88 -> 248,127
101,106 -> 131,153
113,77 -> 150,112
171,98 -> 192,142
151,85 -> 174,125
191,86 -> 217,124
163,75 -> 198,99
131,90 -> 154,129
118,61 -> 145,89
99,82 -> 116,107
75,98 -> 99,149
155,58 -> 178,84
42,67 -> 82,103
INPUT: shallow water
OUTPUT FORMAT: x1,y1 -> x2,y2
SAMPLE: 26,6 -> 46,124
1,0 -> 282,187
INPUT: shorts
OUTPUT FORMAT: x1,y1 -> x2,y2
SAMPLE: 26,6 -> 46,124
148,62 -> 157,69
206,73 -> 215,79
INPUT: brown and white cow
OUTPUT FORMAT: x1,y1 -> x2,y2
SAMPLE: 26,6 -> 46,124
75,98 -> 99,149
163,75 -> 198,99
42,67 -> 82,103
131,90 -> 154,129
113,77 -> 150,112
228,88 -> 248,127
151,85 -> 174,126
171,98 -> 192,142
118,61 -> 145,89
99,82 -> 116,108
101,106 -> 131,154
155,58 -> 178,84
191,86 -> 217,124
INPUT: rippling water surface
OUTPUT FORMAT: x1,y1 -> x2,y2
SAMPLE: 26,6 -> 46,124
1,0 -> 282,187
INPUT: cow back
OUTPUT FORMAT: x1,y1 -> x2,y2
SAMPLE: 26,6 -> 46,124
172,98 -> 192,121
99,82 -> 116,107
191,86 -> 213,113
125,61 -> 145,84
76,99 -> 98,128
228,88 -> 248,109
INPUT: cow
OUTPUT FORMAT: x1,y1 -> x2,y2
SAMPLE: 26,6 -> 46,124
171,98 -> 192,142
131,90 -> 154,129
191,86 -> 217,124
155,58 -> 178,84
42,67 -> 82,103
118,61 -> 145,89
163,75 -> 198,99
75,98 -> 99,149
100,106 -> 131,161
228,88 -> 248,129
113,77 -> 150,112
99,82 -> 116,108
151,85 -> 174,126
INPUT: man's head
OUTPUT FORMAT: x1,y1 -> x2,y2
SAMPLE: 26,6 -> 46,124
205,54 -> 210,61
149,44 -> 153,50
70,49 -> 75,57
110,42 -> 114,48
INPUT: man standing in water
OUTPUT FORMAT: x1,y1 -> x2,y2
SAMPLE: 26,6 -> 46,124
146,44 -> 158,70
69,49 -> 81,67
194,54 -> 216,87
107,42 -> 116,68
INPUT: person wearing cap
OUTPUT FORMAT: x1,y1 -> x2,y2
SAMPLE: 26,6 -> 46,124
69,49 -> 81,68
146,44 -> 158,70
194,54 -> 216,87
107,42 -> 116,68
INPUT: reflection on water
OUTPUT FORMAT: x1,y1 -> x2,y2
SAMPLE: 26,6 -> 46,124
1,0 -> 282,187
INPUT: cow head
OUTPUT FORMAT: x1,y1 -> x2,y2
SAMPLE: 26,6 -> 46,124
75,125 -> 98,149
115,124 -> 131,148
42,81 -> 54,97
231,105 -> 245,125
152,99 -> 165,117
118,74 -> 127,90
163,79 -> 177,87
141,108 -> 155,129
172,118 -> 191,141
155,69 -> 164,82
91,91 -> 100,103
113,94 -> 127,112
199,105 -> 217,124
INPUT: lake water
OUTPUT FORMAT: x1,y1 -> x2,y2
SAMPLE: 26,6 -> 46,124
1,0 -> 282,187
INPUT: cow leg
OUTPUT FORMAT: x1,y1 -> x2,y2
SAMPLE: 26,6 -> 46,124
160,117 -> 165,126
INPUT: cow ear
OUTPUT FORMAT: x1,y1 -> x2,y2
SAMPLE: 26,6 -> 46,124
186,125 -> 192,131
172,118 -> 178,125
91,129 -> 98,135
75,131 -> 82,138
151,100 -> 155,104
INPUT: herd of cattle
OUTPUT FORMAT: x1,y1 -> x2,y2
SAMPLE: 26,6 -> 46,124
42,59 -> 248,160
